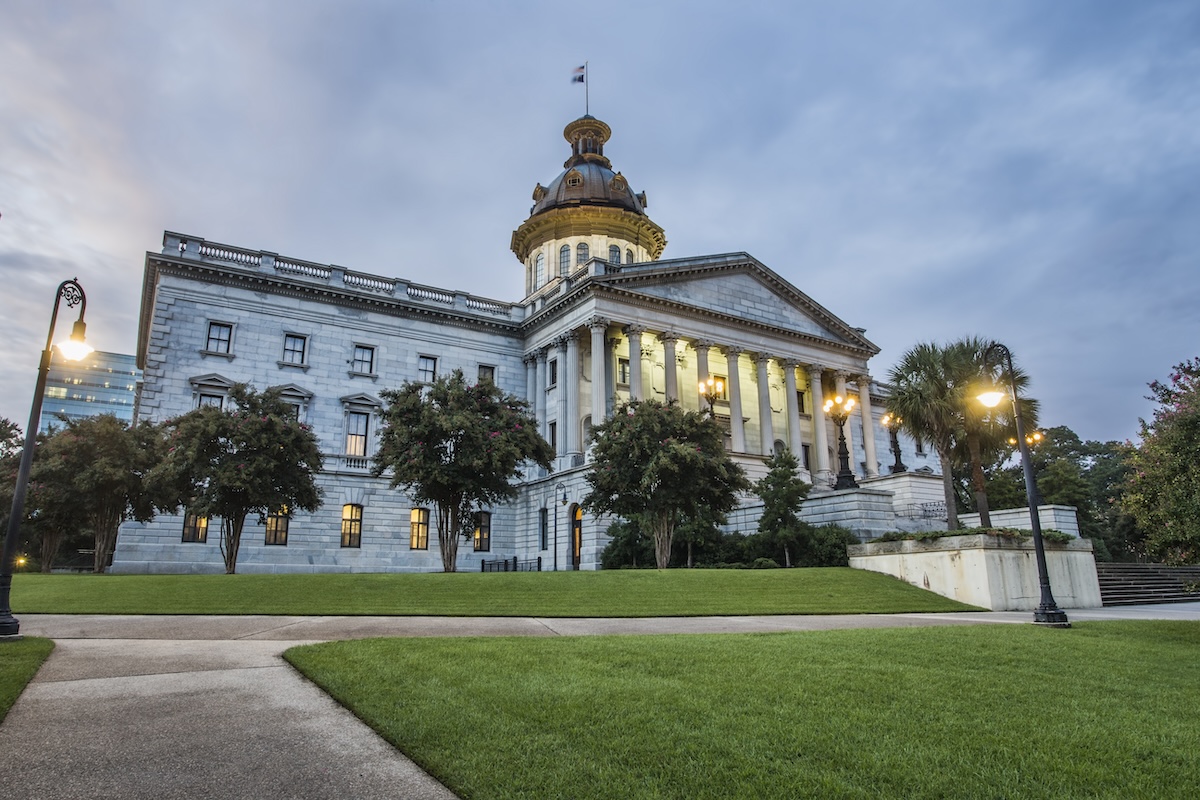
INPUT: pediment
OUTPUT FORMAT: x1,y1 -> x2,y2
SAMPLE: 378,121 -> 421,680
271,383 -> 314,401
340,392 -> 381,408
188,373 -> 236,391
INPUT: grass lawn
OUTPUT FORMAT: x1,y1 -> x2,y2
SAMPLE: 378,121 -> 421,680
0,637 -> 53,722
286,621 -> 1200,799
9,568 -> 976,616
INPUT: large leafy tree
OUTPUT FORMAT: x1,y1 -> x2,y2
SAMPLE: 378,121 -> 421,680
754,449 -> 811,568
1124,358 -> 1200,564
30,415 -> 162,573
373,369 -> 552,573
152,385 -> 324,574
0,418 -> 20,535
583,399 -> 749,570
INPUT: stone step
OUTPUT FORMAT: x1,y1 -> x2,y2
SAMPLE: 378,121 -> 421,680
1094,563 -> 1200,606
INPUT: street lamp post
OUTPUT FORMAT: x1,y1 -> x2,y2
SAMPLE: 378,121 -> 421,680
553,482 -> 566,572
879,413 -> 908,474
823,395 -> 859,490
698,377 -> 724,414
978,342 -> 1069,628
2,279 -> 93,638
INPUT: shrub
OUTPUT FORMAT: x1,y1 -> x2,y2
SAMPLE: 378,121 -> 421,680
750,557 -> 780,569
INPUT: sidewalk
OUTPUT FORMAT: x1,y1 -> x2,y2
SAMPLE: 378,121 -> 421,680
3,603 -> 1198,800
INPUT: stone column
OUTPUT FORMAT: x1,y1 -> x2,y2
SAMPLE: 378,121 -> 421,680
858,375 -> 878,477
566,331 -> 581,461
556,337 -> 570,461
589,317 -> 608,427
724,347 -> 746,452
660,332 -> 679,402
693,339 -> 713,410
807,363 -> 831,485
524,354 -> 537,412
754,353 -> 775,456
783,360 -> 804,461
535,348 -> 548,441
624,325 -> 645,401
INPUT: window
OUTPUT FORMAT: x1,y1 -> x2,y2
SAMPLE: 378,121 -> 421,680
608,245 -> 620,265
802,444 -> 812,471
548,421 -> 557,450
539,508 -> 549,550
182,513 -> 208,543
206,322 -> 232,354
617,357 -> 630,385
535,252 -> 546,288
198,394 -> 224,409
548,359 -> 558,387
418,356 -> 437,383
712,374 -> 729,401
410,508 -> 430,550
351,345 -> 375,375
341,504 -> 363,548
559,245 -> 571,275
478,365 -> 495,383
346,411 -> 369,457
626,248 -> 634,265
265,507 -> 289,546
915,436 -> 926,455
796,391 -> 806,414
576,242 -> 589,264
474,511 -> 491,552
282,334 -> 307,366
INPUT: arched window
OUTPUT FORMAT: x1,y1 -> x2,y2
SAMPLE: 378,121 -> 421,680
576,242 -> 589,264
608,245 -> 620,265
626,249 -> 634,264
559,245 -> 571,276
535,252 -> 545,288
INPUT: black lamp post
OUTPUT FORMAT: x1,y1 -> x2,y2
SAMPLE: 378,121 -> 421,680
552,482 -> 566,572
823,395 -> 859,490
698,376 -> 724,414
978,342 -> 1069,628
2,279 -> 93,638
880,413 -> 908,474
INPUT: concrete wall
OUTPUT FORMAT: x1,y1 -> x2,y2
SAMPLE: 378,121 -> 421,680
959,505 -> 1081,538
848,533 -> 1102,610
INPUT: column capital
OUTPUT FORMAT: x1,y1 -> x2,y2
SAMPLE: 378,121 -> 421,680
589,316 -> 610,332
802,361 -> 826,375
658,331 -> 680,346
750,351 -> 774,366
534,347 -> 549,363
623,323 -> 646,337
691,338 -> 715,352
781,358 -> 803,370
722,345 -> 743,358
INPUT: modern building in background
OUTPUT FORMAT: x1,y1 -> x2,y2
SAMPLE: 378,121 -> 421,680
39,350 -> 141,433
113,114 -> 940,574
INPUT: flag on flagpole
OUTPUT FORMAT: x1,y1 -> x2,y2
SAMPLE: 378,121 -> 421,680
572,65 -> 586,84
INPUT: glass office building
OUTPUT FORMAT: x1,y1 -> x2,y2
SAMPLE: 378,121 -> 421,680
39,350 -> 141,433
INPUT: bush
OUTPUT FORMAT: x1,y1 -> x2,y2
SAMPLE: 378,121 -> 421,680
750,557 -> 780,569
798,524 -> 859,567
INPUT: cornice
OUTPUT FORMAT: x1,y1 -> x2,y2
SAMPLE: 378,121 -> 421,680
510,205 -> 666,262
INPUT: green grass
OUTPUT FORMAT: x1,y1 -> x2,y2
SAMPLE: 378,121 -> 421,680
286,622 -> 1200,799
0,637 -> 54,722
10,568 -> 976,616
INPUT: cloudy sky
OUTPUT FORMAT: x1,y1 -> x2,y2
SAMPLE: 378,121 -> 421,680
2,0 -> 1196,443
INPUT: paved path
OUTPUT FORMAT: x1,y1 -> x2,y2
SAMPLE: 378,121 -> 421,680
3,603 -> 1198,800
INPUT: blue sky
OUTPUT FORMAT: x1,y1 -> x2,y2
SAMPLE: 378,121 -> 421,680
2,0 -> 1197,442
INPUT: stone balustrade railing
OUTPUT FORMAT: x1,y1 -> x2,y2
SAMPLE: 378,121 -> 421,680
164,232 -> 515,319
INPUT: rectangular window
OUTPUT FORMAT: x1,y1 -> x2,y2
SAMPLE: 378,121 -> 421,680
265,507 -> 289,546
617,358 -> 630,385
283,334 -> 307,365
351,345 -> 375,374
548,359 -> 558,387
206,322 -> 232,354
539,508 -> 549,550
341,504 -> 363,548
548,421 -> 557,450
346,411 -> 369,457
418,355 -> 437,383
182,513 -> 208,543
914,436 -> 925,455
474,511 -> 491,552
478,364 -> 495,383
796,390 -> 806,414
712,375 -> 729,401
198,394 -> 224,409
410,508 -> 430,550
801,444 -> 812,472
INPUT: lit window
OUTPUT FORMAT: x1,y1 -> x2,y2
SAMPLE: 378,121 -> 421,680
182,513 -> 208,543
346,411 -> 369,457
206,322 -> 233,354
410,508 -> 429,550
418,356 -> 437,383
712,374 -> 729,401
617,358 -> 630,385
559,245 -> 571,275
576,242 -> 589,264
282,334 -> 307,365
341,504 -> 363,548
608,245 -> 620,265
351,345 -> 375,374
474,511 -> 491,552
265,507 -> 289,546
535,252 -> 546,288
478,365 -> 495,383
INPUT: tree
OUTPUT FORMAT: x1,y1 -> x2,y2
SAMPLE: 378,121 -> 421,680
754,449 -> 811,567
29,415 -> 162,573
583,399 -> 749,570
1124,358 -> 1200,564
152,385 -> 324,574
373,369 -> 552,573
0,418 -> 20,536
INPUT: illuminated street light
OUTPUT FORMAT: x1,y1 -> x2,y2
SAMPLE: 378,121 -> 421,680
698,376 -> 724,414
978,342 -> 1069,628
2,279 -> 93,638
823,394 -> 859,490
879,413 -> 908,474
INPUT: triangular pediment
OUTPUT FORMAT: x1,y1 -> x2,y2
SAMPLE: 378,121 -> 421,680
188,373 -> 236,391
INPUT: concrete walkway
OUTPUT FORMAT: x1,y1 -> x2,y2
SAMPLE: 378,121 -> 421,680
3,603 -> 1198,800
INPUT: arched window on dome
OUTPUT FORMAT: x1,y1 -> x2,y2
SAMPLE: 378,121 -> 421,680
608,245 -> 620,265
535,252 -> 545,288
559,245 -> 570,276
576,243 -> 589,265
626,248 -> 634,264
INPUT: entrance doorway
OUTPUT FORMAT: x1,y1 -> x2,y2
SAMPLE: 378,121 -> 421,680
570,505 -> 583,570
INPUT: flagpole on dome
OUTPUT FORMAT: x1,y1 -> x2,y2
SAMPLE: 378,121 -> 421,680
572,62 -> 588,115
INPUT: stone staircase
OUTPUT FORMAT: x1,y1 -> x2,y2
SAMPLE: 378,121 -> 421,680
1096,563 -> 1200,606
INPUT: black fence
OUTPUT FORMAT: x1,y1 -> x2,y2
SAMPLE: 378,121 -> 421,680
481,556 -> 543,572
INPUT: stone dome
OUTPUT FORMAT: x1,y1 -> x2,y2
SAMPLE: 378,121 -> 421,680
528,116 -> 650,217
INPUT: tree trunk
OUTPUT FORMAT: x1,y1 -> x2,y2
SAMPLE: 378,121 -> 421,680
41,528 -> 63,573
937,446 -> 959,529
966,433 -> 991,527
687,539 -> 693,568
436,502 -> 459,573
784,544 -> 792,568
652,511 -> 674,570
92,507 -> 123,574
220,514 -> 247,574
